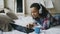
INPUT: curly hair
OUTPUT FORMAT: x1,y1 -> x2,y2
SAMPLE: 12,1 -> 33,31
30,3 -> 40,10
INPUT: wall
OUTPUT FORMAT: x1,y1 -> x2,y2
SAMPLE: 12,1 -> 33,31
0,0 -> 4,9
4,0 -> 60,15
4,0 -> 15,13
52,0 -> 60,13
26,0 -> 60,15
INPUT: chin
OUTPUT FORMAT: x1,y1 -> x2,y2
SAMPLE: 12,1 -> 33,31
33,16 -> 37,18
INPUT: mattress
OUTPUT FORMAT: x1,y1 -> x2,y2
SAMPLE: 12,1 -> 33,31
1,16 -> 60,34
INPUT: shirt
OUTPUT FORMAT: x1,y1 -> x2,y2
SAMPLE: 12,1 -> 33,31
34,17 -> 50,29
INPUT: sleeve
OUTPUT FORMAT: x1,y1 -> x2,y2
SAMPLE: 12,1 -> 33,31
42,18 -> 50,30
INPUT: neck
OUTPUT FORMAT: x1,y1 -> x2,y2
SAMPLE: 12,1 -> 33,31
37,14 -> 41,18
33,14 -> 40,19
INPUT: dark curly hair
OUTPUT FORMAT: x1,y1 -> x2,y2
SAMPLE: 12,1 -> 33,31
30,3 -> 52,18
30,3 -> 40,10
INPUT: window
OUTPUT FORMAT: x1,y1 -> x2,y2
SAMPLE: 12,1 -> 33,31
15,0 -> 25,14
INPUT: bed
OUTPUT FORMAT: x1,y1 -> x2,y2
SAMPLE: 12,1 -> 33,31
1,15 -> 60,34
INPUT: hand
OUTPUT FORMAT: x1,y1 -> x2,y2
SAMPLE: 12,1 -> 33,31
26,23 -> 34,29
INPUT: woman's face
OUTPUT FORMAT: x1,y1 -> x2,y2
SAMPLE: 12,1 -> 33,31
31,7 -> 39,18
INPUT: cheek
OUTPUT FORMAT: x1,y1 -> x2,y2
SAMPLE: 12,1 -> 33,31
35,13 -> 38,15
32,13 -> 36,16
34,13 -> 38,16
32,13 -> 35,16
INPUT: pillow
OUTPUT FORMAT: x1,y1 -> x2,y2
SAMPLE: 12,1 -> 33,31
0,14 -> 14,31
0,14 -> 15,25
0,10 -> 5,13
6,12 -> 18,20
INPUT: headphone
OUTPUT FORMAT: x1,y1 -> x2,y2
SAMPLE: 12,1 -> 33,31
39,4 -> 42,14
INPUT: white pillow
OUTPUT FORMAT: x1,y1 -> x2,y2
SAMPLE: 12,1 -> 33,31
0,14 -> 14,31
0,14 -> 14,25
6,12 -> 18,20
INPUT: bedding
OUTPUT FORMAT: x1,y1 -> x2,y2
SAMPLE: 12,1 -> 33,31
0,14 -> 14,32
6,12 -> 18,20
0,15 -> 60,34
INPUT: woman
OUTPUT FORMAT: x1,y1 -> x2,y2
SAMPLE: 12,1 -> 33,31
27,3 -> 58,30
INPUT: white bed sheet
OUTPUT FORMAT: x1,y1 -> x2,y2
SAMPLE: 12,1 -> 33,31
2,16 -> 60,34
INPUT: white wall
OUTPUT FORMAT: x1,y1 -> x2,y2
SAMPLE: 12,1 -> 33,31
52,0 -> 60,13
0,0 -> 4,9
4,0 -> 60,15
5,0 -> 15,13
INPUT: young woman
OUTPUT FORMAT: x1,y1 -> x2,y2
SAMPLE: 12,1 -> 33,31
28,3 -> 59,30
